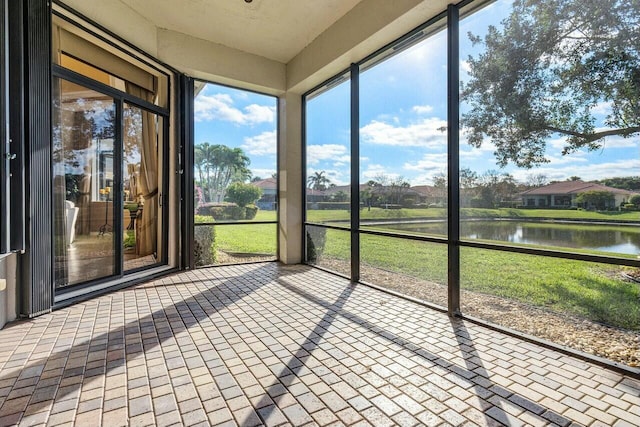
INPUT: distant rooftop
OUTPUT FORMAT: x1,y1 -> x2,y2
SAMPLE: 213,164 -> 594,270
521,180 -> 638,196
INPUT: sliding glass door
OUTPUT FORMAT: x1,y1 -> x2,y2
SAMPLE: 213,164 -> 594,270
123,102 -> 164,272
53,74 -> 166,290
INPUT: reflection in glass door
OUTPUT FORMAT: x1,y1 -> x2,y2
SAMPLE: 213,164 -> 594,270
123,102 -> 162,271
53,77 -> 118,286
53,75 -> 165,290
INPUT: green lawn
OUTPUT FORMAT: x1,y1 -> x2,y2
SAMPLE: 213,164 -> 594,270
306,207 -> 640,223
209,223 -> 277,255
318,229 -> 639,330
194,207 -> 640,330
199,206 -> 640,224
195,212 -> 277,256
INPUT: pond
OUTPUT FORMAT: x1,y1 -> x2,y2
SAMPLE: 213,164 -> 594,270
369,220 -> 640,256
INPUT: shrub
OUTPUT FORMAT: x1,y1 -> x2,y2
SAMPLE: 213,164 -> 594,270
194,214 -> 215,224
245,204 -> 258,220
225,182 -> 263,207
575,190 -> 615,210
199,203 -> 246,220
629,194 -> 640,206
194,224 -> 217,266
306,227 -> 327,263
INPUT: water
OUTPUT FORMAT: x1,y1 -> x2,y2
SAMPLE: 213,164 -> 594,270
370,220 -> 640,255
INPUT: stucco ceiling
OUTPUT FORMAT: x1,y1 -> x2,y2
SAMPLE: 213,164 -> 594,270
117,0 -> 364,63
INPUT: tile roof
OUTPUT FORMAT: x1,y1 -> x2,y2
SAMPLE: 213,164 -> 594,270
520,180 -> 638,196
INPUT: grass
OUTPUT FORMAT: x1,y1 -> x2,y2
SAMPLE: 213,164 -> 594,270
195,213 -> 277,255
199,207 -> 640,223
215,223 -> 277,255
194,207 -> 640,330
320,229 -> 640,330
306,207 -> 640,223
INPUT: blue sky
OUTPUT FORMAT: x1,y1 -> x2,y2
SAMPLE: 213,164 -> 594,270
195,0 -> 639,189
194,83 -> 277,180
306,0 -> 640,187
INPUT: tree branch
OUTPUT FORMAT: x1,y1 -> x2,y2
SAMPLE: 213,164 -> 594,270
542,125 -> 640,141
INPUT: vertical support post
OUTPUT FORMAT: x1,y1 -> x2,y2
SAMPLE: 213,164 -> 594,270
114,101 -> 123,275
21,0 -> 53,316
350,63 -> 360,283
0,0 -> 8,254
447,4 -> 461,316
278,92 -> 303,264
179,75 -> 194,270
8,0 -> 25,253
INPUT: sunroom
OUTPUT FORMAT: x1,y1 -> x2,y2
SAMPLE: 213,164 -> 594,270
0,0 -> 638,425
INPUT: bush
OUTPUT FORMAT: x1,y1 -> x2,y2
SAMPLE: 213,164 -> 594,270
194,225 -> 217,266
306,227 -> 327,262
245,204 -> 258,220
225,182 -> 263,207
198,203 -> 249,220
194,214 -> 214,224
621,203 -> 638,211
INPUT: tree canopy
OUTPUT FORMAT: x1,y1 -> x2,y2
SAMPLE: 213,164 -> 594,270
225,182 -> 263,207
307,171 -> 331,191
194,143 -> 251,203
462,0 -> 640,168
575,190 -> 615,210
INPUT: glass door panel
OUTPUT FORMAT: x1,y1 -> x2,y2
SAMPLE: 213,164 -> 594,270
123,103 -> 162,271
53,77 -> 117,287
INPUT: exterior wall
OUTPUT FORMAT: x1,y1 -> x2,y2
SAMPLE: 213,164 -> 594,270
614,194 -> 630,207
0,254 -> 17,328
524,193 -> 631,209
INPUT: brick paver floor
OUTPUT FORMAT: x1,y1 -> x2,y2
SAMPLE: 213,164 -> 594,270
0,262 -> 638,426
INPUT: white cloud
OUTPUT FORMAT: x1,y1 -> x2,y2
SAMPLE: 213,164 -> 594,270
360,117 -> 448,148
412,173 -> 445,186
510,159 -> 640,183
591,101 -> 613,116
242,131 -> 277,156
244,104 -> 276,124
194,93 -> 275,124
361,164 -> 400,181
597,132 -> 639,149
307,144 -> 349,165
412,105 -> 434,115
404,153 -> 448,171
307,167 -> 349,186
548,131 -> 638,152
544,153 -> 588,165
460,60 -> 472,75
332,155 -> 352,167
250,168 -> 277,179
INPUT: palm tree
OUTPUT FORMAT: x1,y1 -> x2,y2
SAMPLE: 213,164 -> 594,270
194,143 -> 210,197
194,143 -> 251,203
209,145 -> 251,202
194,143 -> 218,202
307,171 -> 331,191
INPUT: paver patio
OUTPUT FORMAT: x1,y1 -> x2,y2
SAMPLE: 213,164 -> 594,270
0,262 -> 638,426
